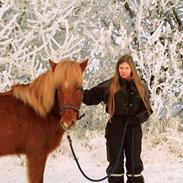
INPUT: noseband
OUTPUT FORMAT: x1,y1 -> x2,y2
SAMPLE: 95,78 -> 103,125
59,104 -> 85,120
60,104 -> 79,113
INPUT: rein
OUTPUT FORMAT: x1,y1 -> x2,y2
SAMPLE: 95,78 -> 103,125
67,122 -> 129,182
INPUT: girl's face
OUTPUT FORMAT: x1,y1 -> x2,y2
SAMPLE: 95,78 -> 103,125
118,62 -> 132,79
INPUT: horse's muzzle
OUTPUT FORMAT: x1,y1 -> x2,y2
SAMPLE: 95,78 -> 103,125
60,120 -> 75,131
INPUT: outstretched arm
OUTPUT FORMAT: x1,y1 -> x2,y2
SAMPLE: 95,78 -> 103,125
83,80 -> 110,106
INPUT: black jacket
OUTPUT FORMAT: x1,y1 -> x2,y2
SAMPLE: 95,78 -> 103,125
83,78 -> 152,124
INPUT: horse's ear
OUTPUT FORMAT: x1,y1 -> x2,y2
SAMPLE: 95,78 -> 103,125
80,59 -> 88,72
49,59 -> 57,72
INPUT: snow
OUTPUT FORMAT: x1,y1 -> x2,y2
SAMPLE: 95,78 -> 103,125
0,131 -> 183,183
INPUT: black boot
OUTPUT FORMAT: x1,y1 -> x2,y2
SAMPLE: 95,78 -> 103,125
108,175 -> 124,183
126,175 -> 144,183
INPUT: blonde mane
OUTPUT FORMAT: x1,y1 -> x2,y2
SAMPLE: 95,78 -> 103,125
12,60 -> 83,117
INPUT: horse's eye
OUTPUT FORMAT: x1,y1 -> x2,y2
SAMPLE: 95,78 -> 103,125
75,85 -> 83,92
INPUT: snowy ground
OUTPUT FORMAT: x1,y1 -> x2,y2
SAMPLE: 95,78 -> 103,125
0,131 -> 183,183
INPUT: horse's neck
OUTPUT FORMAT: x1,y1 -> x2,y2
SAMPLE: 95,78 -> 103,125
49,91 -> 60,116
47,96 -> 63,132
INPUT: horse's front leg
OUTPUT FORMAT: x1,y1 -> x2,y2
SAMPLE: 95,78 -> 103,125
27,151 -> 48,183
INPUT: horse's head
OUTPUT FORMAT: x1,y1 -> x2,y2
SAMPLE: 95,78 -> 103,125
49,59 -> 88,130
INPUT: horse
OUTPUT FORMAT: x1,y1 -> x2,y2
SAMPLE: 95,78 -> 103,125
0,58 -> 88,183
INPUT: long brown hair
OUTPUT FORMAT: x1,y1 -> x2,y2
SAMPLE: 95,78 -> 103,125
107,54 -> 151,118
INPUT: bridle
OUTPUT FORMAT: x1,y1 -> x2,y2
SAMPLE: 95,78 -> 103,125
59,104 -> 79,114
59,103 -> 84,121
59,104 -> 82,131
57,86 -> 85,131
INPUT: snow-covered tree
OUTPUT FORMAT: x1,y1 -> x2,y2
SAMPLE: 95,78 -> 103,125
0,0 -> 183,138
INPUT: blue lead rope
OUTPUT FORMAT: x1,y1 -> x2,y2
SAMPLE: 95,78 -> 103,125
67,122 -> 129,182
131,127 -> 135,178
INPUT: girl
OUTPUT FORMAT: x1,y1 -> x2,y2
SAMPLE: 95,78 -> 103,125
83,55 -> 152,183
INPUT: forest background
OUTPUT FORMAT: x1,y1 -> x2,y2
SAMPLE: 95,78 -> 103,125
0,0 -> 183,182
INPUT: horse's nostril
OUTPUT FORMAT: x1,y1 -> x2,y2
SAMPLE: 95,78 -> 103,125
64,123 -> 68,128
60,119 -> 76,130
60,121 -> 68,130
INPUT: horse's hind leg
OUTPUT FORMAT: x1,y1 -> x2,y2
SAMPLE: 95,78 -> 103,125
27,152 -> 48,183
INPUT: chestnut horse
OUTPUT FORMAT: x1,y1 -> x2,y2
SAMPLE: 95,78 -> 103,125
0,59 -> 88,183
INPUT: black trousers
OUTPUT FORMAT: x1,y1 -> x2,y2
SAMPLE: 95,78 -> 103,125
105,117 -> 144,183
